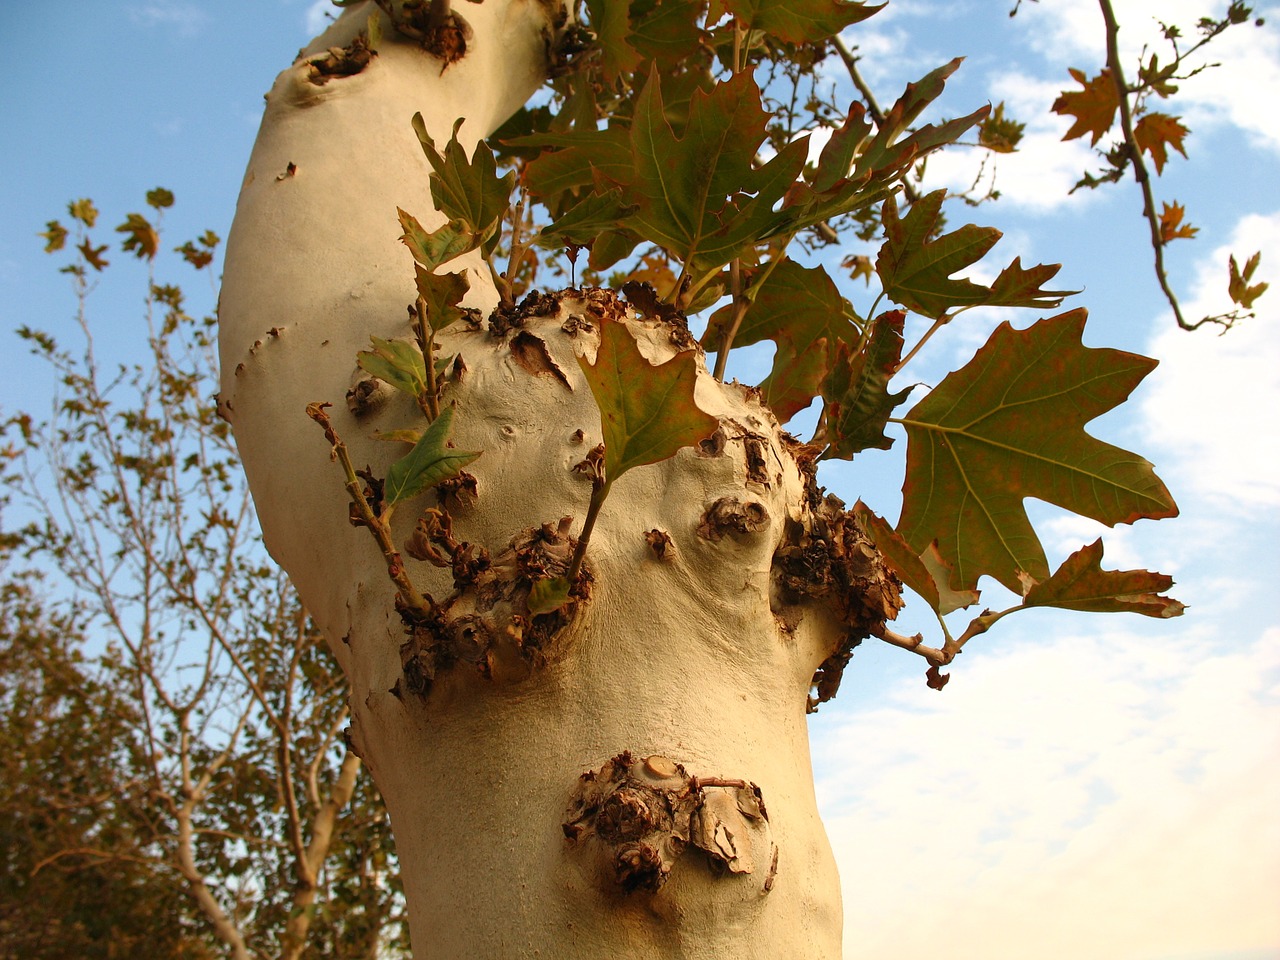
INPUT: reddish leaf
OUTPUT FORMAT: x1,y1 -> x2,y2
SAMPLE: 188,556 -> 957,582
1133,112 -> 1189,174
1052,68 -> 1118,145
1158,201 -> 1198,242
1021,539 -> 1184,618
855,502 -> 978,615
116,213 -> 159,260
898,309 -> 1178,593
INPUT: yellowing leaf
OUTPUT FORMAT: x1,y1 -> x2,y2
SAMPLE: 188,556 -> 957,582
39,220 -> 68,253
1021,539 -> 1184,618
1158,201 -> 1198,242
979,102 -> 1025,153
397,207 -> 475,270
1228,251 -> 1268,309
527,576 -> 572,614
1052,68 -> 1118,145
578,319 -> 719,487
116,213 -> 159,260
898,309 -> 1178,593
414,268 -> 470,332
67,199 -> 98,228
357,337 -> 426,397
1133,112 -> 1189,174
384,407 -> 481,507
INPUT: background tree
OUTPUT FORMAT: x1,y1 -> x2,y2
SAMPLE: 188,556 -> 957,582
1,198 -> 408,960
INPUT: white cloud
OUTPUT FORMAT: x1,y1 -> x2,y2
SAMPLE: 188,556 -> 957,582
305,0 -> 337,37
1140,210 -> 1280,510
814,625 -> 1280,960
128,2 -> 209,38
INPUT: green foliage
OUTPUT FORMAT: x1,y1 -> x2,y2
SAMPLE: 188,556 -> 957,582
384,407 -> 481,507
896,309 -> 1177,594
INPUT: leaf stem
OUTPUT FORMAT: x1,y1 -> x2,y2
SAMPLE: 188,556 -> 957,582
306,403 -> 434,618
565,477 -> 608,585
414,296 -> 441,421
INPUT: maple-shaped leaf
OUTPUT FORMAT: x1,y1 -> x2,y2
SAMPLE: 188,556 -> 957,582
702,259 -> 858,422
358,336 -> 426,397
78,239 -> 109,271
414,268 -> 470,332
68,199 -> 98,228
626,67 -> 800,274
397,207 -> 474,270
116,213 -> 159,260
1133,112 -> 1189,174
855,502 -> 978,615
1158,201 -> 1198,242
785,61 -> 987,235
583,0 -> 642,83
39,220 -> 68,253
822,311 -> 913,459
979,102 -> 1025,154
1021,539 -> 1184,618
145,187 -> 175,210
876,192 -> 998,318
1228,252 -> 1268,309
578,319 -> 719,489
987,257 -> 1078,308
384,407 -> 481,507
877,193 -> 1074,319
898,309 -> 1178,593
721,0 -> 881,44
412,115 -> 514,255
1052,68 -> 1118,145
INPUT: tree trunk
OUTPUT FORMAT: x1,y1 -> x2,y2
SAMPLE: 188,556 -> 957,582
219,3 -> 895,956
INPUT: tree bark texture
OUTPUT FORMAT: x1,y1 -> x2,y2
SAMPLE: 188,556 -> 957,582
219,3 -> 897,956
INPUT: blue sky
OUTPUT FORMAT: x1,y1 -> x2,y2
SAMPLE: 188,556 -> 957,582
1,1 -> 1277,957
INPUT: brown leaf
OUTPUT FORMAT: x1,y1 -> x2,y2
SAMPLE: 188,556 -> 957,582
1133,112 -> 1189,174
1052,68 -> 1118,145
1020,539 -> 1184,618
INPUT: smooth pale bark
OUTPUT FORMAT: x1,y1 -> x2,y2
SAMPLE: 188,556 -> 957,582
219,3 -> 865,956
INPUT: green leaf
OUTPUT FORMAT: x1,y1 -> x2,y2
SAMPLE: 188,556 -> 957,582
1021,539 -> 1184,618
411,114 -> 514,254
527,577 -> 573,615
897,309 -> 1178,593
703,259 -> 857,422
357,337 -> 426,397
626,68 -> 804,273
538,189 -> 638,248
578,319 -> 719,486
383,407 -> 481,507
583,0 -> 643,82
414,268 -> 470,332
822,310 -> 913,459
39,220 -> 68,253
722,0 -> 882,44
876,192 -> 999,318
397,207 -> 476,270
876,192 -> 1074,319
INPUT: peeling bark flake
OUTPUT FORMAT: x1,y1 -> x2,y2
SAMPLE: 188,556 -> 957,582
509,331 -> 571,389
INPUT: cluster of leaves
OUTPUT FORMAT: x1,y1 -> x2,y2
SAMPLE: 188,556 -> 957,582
333,0 -> 1184,684
7,198 -> 408,959
1036,0 -> 1268,330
